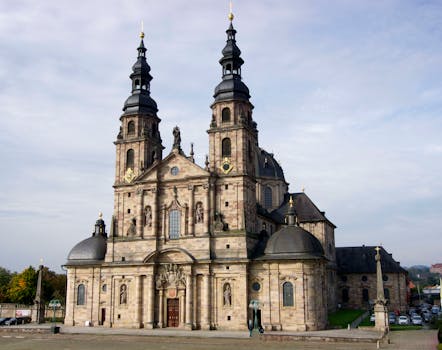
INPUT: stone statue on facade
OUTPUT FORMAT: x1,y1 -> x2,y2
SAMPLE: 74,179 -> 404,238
120,284 -> 127,304
223,283 -> 232,306
127,218 -> 136,236
195,202 -> 204,223
144,206 -> 152,227
172,126 -> 181,150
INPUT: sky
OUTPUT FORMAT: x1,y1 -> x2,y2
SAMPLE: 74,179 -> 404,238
0,0 -> 441,273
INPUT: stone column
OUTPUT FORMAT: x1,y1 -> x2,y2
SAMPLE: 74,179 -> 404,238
209,182 -> 216,230
158,289 -> 164,327
204,184 -> 210,234
269,263 -> 281,330
188,185 -> 194,235
185,274 -> 193,329
202,273 -> 211,329
151,187 -> 158,238
180,293 -> 185,325
134,275 -> 142,327
192,274 -> 197,329
144,274 -> 155,329
137,189 -> 144,237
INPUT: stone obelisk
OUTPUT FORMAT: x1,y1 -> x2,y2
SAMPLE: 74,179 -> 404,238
34,264 -> 45,324
374,246 -> 388,332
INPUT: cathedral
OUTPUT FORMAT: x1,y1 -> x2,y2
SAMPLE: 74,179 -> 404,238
64,13 -> 338,332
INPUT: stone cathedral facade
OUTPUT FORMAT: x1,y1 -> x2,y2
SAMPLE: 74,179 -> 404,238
64,16 -> 337,331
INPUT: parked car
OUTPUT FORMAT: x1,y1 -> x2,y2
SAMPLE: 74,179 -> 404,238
389,314 -> 397,324
411,315 -> 423,325
370,314 -> 375,322
0,317 -> 11,326
422,312 -> 432,322
4,318 -> 18,326
432,306 -> 440,314
398,315 -> 409,325
16,316 -> 31,324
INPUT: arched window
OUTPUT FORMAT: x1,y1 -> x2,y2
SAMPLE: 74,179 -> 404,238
264,186 -> 273,209
282,282 -> 294,307
169,209 -> 180,239
342,288 -> 349,303
126,149 -> 134,170
120,284 -> 127,304
77,284 -> 85,305
127,121 -> 135,135
384,288 -> 390,300
362,288 -> 369,302
222,138 -> 231,157
134,79 -> 140,89
222,108 -> 231,122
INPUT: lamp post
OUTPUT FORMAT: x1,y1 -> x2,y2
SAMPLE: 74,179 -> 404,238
48,299 -> 61,334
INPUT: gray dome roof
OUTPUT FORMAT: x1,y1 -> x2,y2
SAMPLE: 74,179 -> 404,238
262,225 -> 324,260
255,148 -> 285,180
123,91 -> 158,115
66,235 -> 107,265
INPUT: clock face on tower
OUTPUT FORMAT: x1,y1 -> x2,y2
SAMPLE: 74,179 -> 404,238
221,157 -> 233,174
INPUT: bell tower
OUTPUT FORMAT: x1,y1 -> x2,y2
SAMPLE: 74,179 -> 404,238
114,30 -> 164,185
207,10 -> 258,235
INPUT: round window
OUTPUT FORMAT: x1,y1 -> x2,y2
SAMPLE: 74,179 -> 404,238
362,275 -> 368,282
171,166 -> 179,176
252,282 -> 261,292
383,275 -> 388,282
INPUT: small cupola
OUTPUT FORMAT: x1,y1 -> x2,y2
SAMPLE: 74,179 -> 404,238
94,212 -> 107,237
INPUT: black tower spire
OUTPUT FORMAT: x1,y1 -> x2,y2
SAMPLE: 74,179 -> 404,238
122,33 -> 158,115
213,18 -> 250,103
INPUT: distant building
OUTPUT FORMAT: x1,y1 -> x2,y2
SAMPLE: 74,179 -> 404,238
336,246 -> 408,312
430,264 -> 442,275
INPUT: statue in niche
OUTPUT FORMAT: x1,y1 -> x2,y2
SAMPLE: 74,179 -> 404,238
144,206 -> 152,227
120,284 -> 127,304
172,126 -> 181,150
223,283 -> 232,306
127,218 -> 136,236
195,202 -> 204,223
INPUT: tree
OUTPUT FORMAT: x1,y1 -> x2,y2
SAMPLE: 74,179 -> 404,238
0,267 -> 14,302
7,266 -> 37,304
42,267 -> 67,304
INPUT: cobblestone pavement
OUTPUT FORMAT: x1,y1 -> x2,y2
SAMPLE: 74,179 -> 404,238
0,330 -> 438,350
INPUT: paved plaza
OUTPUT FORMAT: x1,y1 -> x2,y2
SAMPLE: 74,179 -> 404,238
0,328 -> 438,350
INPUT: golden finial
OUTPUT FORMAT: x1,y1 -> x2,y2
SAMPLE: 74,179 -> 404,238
302,186 -> 305,193
140,20 -> 145,39
289,195 -> 294,207
228,0 -> 234,21
98,212 -> 103,219
375,246 -> 381,253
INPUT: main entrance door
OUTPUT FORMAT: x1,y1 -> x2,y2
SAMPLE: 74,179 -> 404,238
167,298 -> 179,327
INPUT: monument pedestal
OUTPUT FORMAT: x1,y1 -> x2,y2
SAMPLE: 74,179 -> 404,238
374,303 -> 388,333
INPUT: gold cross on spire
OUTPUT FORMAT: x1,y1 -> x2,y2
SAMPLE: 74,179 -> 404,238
289,195 -> 294,207
140,20 -> 145,39
228,0 -> 234,21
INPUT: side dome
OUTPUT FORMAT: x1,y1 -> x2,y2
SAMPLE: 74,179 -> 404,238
255,148 -> 285,180
65,214 -> 107,266
66,235 -> 107,265
263,225 -> 324,260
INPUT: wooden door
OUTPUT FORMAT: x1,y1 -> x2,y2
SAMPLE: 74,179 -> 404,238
101,308 -> 106,325
167,298 -> 179,327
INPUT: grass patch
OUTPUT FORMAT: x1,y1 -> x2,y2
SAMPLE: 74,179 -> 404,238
437,344 -> 442,350
358,315 -> 374,327
390,324 -> 423,331
328,309 -> 365,328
